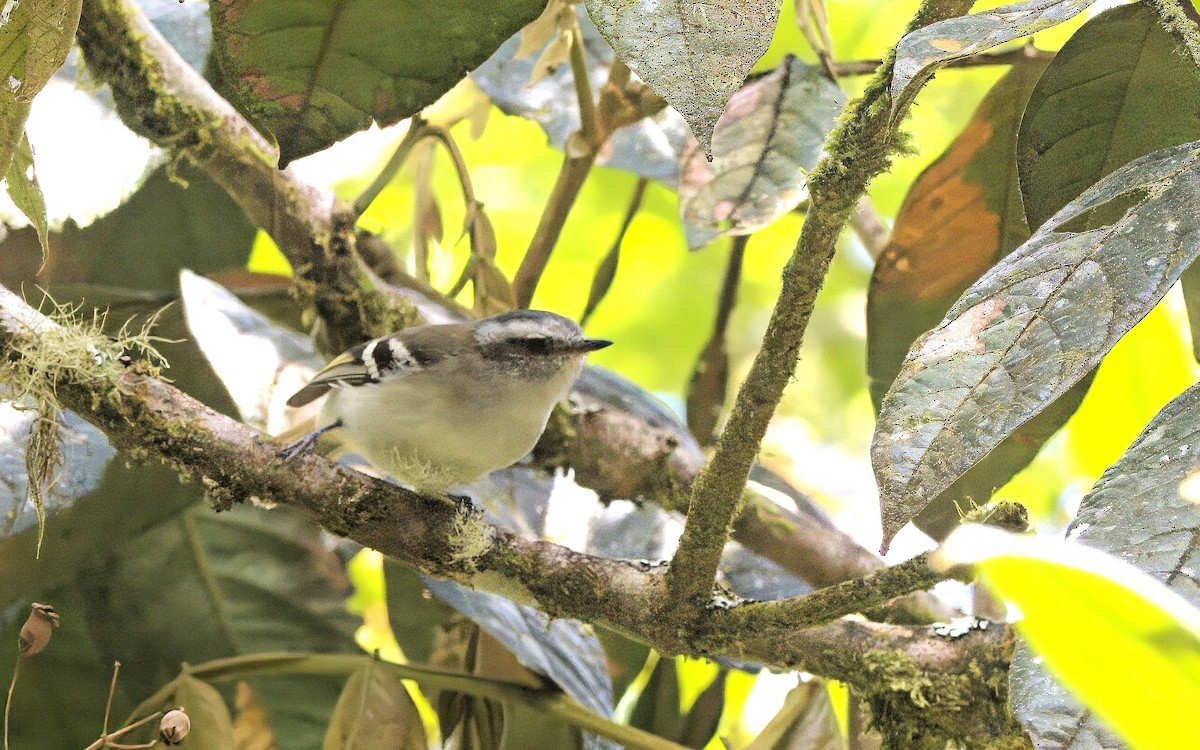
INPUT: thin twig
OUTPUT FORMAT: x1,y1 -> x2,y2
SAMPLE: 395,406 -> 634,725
828,43 -> 1053,76
4,661 -> 18,750
101,661 -> 121,742
512,13 -> 604,308
81,712 -> 163,750
664,0 -> 978,609
686,236 -> 747,445
352,116 -> 430,217
849,196 -> 889,259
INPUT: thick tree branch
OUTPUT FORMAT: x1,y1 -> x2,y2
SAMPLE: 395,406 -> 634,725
0,284 -> 1026,747
70,0 -> 925,613
665,0 -> 977,607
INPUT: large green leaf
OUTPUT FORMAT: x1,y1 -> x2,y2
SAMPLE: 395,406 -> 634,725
79,504 -> 361,749
210,0 -> 546,165
1012,381 -> 1200,748
872,140 -> 1200,550
678,56 -> 843,250
1018,2 -> 1200,231
941,525 -> 1200,750
584,0 -> 780,157
0,0 -> 81,172
867,61 -> 1092,541
890,0 -> 1094,116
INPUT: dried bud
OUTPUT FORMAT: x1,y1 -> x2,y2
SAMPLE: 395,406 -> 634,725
18,603 -> 59,661
159,708 -> 191,745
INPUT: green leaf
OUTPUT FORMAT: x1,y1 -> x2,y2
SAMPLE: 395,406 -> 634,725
0,0 -> 81,171
324,663 -> 427,750
4,131 -> 48,261
629,657 -> 684,742
209,0 -> 546,165
890,0 -> 1094,116
80,505 -> 361,750
1012,380 -> 1200,747
678,669 -> 726,749
382,560 -> 457,666
678,56 -> 842,250
1018,2 -> 1200,231
939,525 -> 1200,750
869,61 -> 1095,541
584,0 -> 780,157
126,674 -> 237,750
872,139 -> 1200,550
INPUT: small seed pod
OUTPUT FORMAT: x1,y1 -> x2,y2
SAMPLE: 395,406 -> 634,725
159,708 -> 191,745
18,602 -> 59,661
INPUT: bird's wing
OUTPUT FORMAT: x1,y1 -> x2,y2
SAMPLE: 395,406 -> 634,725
285,324 -> 470,409
286,343 -> 375,408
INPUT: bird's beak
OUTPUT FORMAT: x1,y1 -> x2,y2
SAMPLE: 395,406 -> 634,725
575,338 -> 613,352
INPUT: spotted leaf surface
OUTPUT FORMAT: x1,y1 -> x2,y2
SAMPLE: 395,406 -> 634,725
678,56 -> 842,250
585,0 -> 781,157
872,140 -> 1200,550
891,0 -> 1094,116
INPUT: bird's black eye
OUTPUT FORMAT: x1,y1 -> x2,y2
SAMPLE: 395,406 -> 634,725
518,336 -> 553,354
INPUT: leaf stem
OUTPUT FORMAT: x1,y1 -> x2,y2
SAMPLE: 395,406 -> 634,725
828,43 -> 1053,76
352,117 -> 430,217
664,0 -> 978,609
81,711 -> 163,750
4,661 -> 18,750
181,652 -> 689,750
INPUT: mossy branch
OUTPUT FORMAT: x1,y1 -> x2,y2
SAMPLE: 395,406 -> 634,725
664,0 -> 977,608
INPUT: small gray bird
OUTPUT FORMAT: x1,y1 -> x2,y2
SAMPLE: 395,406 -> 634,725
282,310 -> 611,491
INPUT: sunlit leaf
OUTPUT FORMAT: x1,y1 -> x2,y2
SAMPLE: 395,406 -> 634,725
1013,380 -> 1200,747
1008,645 -> 1124,749
1018,2 -> 1200,231
0,0 -> 81,172
873,139 -> 1200,550
940,525 -> 1200,750
868,60 -> 1093,541
324,663 -> 427,750
4,132 -> 48,260
584,0 -> 780,157
209,0 -> 545,165
890,0 -> 1094,115
472,9 -> 691,185
678,56 -> 842,250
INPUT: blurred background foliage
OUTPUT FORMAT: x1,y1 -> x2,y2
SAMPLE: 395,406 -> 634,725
2,0 -> 1199,747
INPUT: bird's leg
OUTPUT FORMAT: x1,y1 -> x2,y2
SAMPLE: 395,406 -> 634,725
277,419 -> 343,461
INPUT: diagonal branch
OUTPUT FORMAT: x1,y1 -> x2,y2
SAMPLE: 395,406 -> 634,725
664,0 -> 977,608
